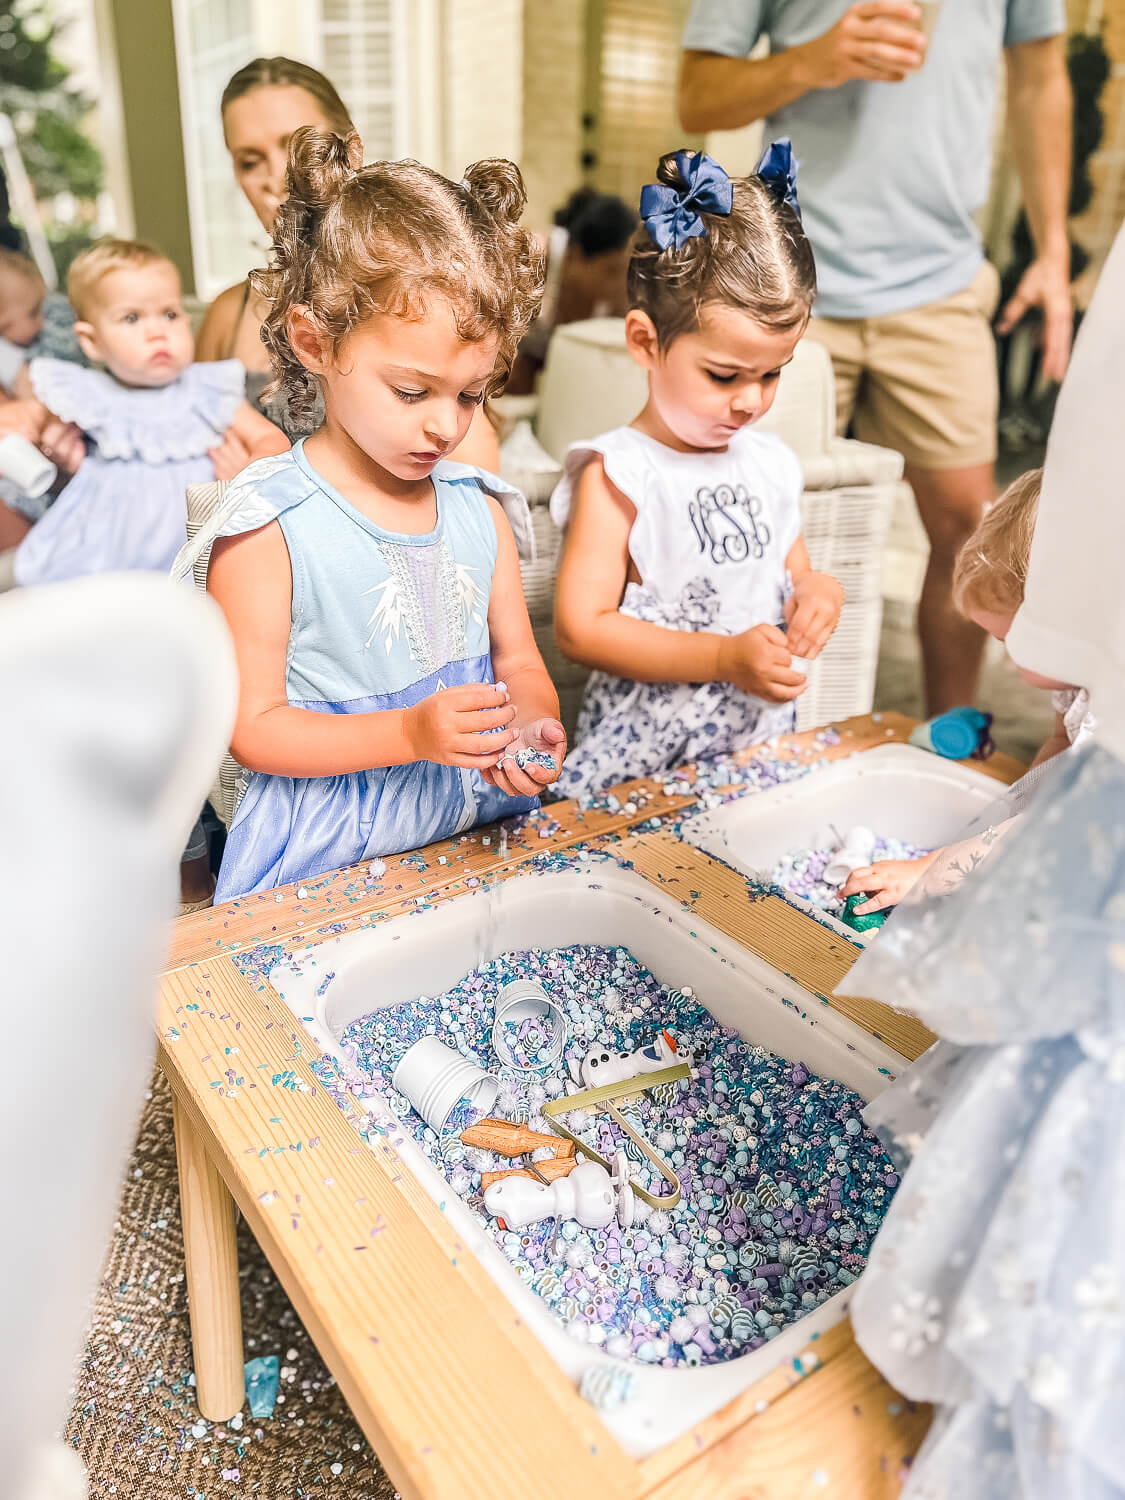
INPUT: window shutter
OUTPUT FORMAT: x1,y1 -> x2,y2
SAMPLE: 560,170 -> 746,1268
318,0 -> 404,161
595,0 -> 701,206
171,0 -> 258,298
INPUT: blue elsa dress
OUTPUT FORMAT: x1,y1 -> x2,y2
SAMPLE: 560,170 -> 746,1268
177,442 -> 538,900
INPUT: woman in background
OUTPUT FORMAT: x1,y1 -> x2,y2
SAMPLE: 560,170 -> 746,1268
196,56 -> 499,468
508,187 -> 637,395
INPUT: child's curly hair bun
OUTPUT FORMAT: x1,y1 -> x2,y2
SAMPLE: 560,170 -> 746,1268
286,126 -> 364,210
253,131 -> 545,426
460,158 -> 527,225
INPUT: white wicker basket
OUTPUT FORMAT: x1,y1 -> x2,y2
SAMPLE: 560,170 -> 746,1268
184,480 -> 244,826
794,483 -> 896,731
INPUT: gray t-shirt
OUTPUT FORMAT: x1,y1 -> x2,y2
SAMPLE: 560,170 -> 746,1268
682,0 -> 1064,319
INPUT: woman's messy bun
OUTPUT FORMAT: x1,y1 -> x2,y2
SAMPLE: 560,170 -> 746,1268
252,132 -> 545,425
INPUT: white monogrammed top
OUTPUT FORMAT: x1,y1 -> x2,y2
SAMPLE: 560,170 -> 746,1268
550,423 -> 803,633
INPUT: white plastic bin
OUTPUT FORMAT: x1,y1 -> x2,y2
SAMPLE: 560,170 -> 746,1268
682,742 -> 1002,943
269,862 -> 903,1458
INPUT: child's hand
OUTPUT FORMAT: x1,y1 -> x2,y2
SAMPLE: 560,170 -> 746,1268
209,427 -> 253,482
40,417 -> 84,475
840,852 -> 939,915
785,571 -> 844,659
404,684 -> 518,769
718,624 -> 808,703
483,716 -> 567,798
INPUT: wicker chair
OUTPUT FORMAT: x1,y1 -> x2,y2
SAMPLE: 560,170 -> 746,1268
496,318 -> 906,735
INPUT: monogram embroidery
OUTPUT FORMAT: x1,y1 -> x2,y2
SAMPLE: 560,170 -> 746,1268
688,484 -> 771,565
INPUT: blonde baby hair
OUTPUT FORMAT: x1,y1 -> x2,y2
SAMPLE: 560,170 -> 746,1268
254,128 -> 545,425
0,246 -> 44,288
953,467 -> 1042,617
67,238 -> 174,320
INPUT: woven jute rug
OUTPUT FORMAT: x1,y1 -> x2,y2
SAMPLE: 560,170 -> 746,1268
65,1067 -> 398,1499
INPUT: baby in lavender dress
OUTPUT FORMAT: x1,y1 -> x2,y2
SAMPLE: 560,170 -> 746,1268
14,237 -> 286,586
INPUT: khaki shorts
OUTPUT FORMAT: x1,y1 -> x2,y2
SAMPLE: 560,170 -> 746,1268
807,260 -> 1001,471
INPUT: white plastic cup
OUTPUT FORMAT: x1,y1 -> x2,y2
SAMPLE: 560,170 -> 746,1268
492,978 -> 567,1074
823,825 -> 876,887
391,1037 -> 498,1134
915,0 -> 943,41
0,433 -> 56,498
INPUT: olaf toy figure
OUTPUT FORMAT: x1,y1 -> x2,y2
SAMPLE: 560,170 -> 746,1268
568,1028 -> 684,1091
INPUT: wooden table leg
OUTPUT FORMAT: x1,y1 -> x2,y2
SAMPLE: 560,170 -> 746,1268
171,1088 -> 245,1420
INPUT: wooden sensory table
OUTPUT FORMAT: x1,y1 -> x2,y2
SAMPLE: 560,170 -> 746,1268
157,712 -> 1022,1500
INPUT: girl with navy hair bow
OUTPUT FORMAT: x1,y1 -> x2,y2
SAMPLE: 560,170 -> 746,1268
551,144 -> 844,797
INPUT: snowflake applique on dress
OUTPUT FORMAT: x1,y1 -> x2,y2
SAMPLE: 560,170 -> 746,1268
362,535 -> 474,673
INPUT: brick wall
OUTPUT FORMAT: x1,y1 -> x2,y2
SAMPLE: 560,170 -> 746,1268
1068,0 -> 1125,294
439,0 -> 523,175
520,0 -> 587,231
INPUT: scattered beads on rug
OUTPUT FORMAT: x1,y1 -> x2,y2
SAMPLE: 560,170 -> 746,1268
339,943 -> 897,1370
771,837 -> 929,915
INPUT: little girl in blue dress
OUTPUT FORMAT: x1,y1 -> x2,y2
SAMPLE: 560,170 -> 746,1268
14,238 -> 286,586
176,130 -> 565,899
550,145 -> 843,798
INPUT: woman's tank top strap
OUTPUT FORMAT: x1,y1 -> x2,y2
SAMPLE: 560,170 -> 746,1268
224,280 -> 254,360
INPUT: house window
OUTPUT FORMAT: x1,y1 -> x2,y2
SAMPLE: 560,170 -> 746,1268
593,0 -> 701,207
319,0 -> 406,162
172,0 -> 257,301
172,0 -> 404,301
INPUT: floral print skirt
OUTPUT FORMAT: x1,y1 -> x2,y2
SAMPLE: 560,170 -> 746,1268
554,579 -> 795,800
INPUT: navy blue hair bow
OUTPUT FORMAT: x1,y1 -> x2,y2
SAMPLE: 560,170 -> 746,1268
755,138 -> 801,219
639,151 -> 733,252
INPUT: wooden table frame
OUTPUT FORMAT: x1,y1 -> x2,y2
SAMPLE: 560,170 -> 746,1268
156,714 -> 1021,1500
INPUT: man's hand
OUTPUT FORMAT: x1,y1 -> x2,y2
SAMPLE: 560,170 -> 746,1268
801,1 -> 927,89
995,255 -> 1073,384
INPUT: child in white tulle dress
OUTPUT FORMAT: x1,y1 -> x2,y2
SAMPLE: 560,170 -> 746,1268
14,238 -> 286,587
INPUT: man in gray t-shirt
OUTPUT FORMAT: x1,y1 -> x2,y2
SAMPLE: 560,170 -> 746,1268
680,0 -> 1071,716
